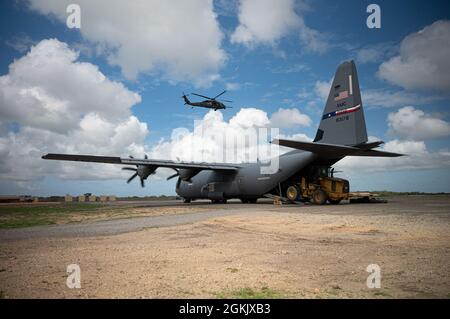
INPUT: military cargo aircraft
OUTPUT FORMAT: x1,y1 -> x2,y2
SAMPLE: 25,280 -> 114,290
42,61 -> 403,204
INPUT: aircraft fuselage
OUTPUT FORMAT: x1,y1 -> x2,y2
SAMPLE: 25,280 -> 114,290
176,150 -> 318,200
187,101 -> 225,110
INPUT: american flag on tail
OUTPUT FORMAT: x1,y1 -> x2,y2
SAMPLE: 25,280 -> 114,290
334,90 -> 349,101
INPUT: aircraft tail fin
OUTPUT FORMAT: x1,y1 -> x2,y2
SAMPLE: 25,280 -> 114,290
313,60 -> 368,146
272,61 -> 404,157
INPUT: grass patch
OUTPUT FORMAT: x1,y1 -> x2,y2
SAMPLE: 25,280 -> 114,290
0,203 -> 113,229
0,203 -> 106,214
373,290 -> 392,298
216,286 -> 287,299
226,267 -> 239,273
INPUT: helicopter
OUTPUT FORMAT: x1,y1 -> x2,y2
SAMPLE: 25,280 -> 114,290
182,90 -> 232,111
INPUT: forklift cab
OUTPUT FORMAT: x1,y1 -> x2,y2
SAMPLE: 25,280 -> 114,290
311,166 -> 334,181
318,166 -> 331,177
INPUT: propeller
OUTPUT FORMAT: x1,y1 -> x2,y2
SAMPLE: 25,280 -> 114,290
122,154 -> 154,187
167,168 -> 179,181
166,168 -> 199,183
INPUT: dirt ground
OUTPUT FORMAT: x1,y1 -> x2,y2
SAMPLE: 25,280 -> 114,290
0,195 -> 449,298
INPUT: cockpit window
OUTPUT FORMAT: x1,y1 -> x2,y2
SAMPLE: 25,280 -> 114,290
319,167 -> 329,177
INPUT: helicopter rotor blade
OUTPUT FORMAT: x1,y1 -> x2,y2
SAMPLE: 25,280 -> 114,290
213,90 -> 226,100
218,99 -> 232,103
191,93 -> 213,100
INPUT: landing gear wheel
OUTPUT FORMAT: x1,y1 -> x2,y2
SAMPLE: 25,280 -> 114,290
286,185 -> 301,202
183,198 -> 191,203
312,189 -> 327,205
211,199 -> 227,204
328,199 -> 342,205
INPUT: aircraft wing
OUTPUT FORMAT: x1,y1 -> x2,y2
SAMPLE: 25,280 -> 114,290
42,153 -> 241,171
272,139 -> 404,157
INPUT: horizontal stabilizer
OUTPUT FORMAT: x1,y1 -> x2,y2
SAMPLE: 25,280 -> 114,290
272,139 -> 404,157
354,140 -> 384,150
350,149 -> 404,157
273,139 -> 357,156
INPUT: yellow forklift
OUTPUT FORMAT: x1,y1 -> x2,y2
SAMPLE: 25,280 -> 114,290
285,166 -> 350,205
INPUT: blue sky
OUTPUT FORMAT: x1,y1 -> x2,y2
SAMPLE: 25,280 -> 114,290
0,0 -> 449,196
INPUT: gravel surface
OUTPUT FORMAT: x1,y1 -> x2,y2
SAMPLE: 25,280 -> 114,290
0,195 -> 449,298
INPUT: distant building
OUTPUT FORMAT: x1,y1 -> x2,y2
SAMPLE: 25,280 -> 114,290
0,195 -> 38,203
0,195 -> 20,203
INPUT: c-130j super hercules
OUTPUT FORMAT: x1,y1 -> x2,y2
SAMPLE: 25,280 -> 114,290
43,61 -> 403,204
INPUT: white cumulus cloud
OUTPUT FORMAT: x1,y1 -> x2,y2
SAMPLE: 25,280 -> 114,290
387,106 -> 450,140
270,108 -> 312,128
149,107 -> 311,165
231,0 -> 327,53
378,20 -> 450,91
0,39 -> 148,181
28,0 -> 226,86
0,39 -> 140,133
231,0 -> 300,45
